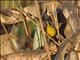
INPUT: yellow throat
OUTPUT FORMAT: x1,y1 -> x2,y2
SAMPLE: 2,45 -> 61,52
47,24 -> 56,37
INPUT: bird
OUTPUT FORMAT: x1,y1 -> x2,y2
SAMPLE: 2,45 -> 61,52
42,7 -> 66,44
42,8 -> 59,43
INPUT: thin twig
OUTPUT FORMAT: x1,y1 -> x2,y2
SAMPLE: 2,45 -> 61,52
1,23 -> 8,34
15,8 -> 29,36
52,1 -> 59,35
35,1 -> 51,60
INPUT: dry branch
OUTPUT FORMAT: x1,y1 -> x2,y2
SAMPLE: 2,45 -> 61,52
54,29 -> 80,60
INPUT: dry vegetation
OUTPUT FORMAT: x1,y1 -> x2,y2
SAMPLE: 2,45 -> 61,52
0,0 -> 80,60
